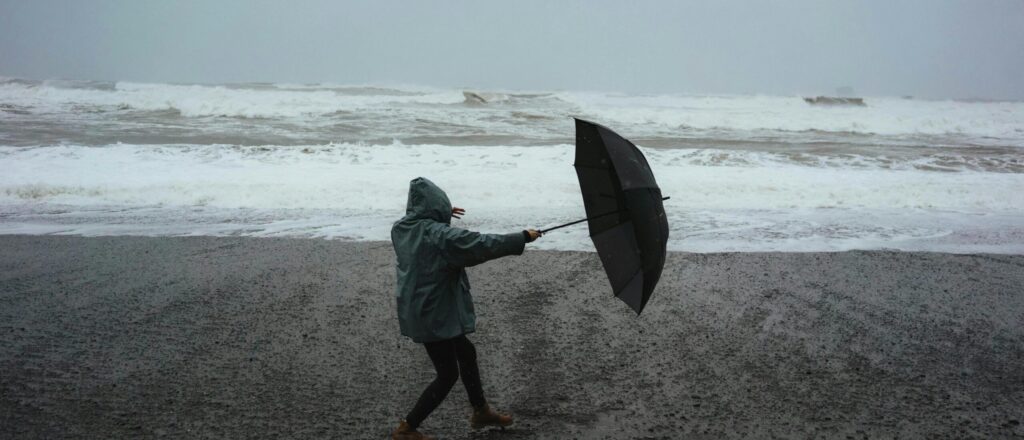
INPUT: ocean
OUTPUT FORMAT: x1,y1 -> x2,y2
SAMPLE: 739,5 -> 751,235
1,77 -> 1022,253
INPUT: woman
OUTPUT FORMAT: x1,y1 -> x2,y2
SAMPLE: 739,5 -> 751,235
390,177 -> 541,440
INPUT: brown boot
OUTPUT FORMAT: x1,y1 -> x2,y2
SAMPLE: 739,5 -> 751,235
469,404 -> 513,430
391,420 -> 435,440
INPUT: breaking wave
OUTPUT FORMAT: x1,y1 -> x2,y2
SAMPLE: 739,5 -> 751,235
557,92 -> 1024,142
2,142 -> 1023,253
0,79 -> 466,118
2,142 -> 1021,211
1,78 -> 1022,144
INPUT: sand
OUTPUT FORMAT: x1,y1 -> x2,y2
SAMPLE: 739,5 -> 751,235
1,235 -> 1022,439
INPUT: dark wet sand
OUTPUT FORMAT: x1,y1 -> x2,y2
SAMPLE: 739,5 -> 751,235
1,235 -> 1022,439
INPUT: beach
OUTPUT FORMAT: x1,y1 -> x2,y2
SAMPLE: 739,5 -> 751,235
3,3 -> 1023,439
2,235 -> 1021,439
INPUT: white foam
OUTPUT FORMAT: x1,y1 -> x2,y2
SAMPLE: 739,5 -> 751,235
2,143 -> 1023,252
563,92 -> 1024,143
0,81 -> 465,118
4,143 -> 1022,211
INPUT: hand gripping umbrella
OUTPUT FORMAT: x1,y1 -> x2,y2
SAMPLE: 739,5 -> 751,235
541,118 -> 669,314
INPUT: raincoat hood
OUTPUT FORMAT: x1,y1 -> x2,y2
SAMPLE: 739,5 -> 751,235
404,177 -> 452,224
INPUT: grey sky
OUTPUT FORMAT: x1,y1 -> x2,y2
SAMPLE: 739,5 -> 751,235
1,0 -> 1022,99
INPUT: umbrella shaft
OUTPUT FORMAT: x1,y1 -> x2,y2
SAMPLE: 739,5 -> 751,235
539,196 -> 669,234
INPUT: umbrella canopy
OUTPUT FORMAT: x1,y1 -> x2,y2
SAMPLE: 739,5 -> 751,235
573,118 -> 669,314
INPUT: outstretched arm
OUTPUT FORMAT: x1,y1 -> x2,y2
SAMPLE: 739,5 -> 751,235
435,226 -> 539,268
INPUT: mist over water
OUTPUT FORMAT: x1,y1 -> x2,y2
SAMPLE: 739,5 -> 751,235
2,78 -> 1023,253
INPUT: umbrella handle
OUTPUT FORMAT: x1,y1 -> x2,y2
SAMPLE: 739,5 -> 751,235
539,196 -> 669,234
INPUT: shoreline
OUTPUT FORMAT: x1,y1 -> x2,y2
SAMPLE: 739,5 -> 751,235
1,235 -> 1022,438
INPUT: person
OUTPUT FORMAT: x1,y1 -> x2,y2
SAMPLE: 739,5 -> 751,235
390,177 -> 542,440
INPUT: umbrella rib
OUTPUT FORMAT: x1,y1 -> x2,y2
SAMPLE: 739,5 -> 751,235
613,267 -> 646,315
613,267 -> 643,296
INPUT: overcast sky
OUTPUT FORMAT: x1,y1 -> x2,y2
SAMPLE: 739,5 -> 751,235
1,0 -> 1022,99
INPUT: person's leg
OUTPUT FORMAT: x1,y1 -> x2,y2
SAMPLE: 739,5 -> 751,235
452,335 -> 486,408
454,335 -> 514,429
405,339 -> 459,430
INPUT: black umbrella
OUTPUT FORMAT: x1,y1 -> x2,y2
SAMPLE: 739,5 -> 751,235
541,118 -> 669,314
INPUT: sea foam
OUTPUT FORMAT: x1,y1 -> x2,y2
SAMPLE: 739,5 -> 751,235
2,143 -> 1022,253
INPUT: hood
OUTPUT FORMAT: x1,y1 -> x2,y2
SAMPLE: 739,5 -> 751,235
403,177 -> 452,224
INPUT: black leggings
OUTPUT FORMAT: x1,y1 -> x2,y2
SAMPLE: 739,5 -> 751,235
405,335 -> 486,429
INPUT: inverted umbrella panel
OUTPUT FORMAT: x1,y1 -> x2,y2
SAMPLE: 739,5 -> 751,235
572,118 -> 669,314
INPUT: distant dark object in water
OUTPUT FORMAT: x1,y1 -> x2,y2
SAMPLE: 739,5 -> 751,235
463,91 -> 553,104
463,91 -> 499,104
902,95 -> 914,100
803,96 -> 866,106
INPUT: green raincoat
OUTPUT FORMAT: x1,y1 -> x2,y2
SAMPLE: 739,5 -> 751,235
392,177 -> 526,343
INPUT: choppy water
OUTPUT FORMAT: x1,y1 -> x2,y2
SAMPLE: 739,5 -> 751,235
2,77 -> 1023,252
